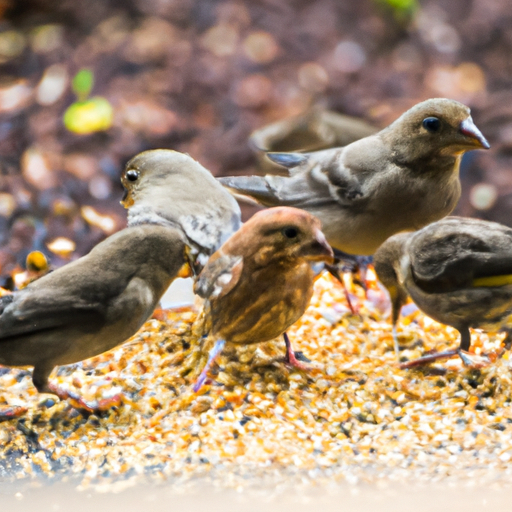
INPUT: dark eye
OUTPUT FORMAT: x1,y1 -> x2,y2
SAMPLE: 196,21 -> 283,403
283,227 -> 299,239
126,170 -> 139,182
422,117 -> 441,133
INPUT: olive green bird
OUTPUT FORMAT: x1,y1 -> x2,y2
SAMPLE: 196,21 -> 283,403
374,217 -> 512,367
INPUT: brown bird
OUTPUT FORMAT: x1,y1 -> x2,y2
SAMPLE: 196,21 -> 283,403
122,149 -> 242,273
219,98 -> 490,257
192,207 -> 334,391
249,107 -> 378,174
374,217 -> 512,367
0,225 -> 187,415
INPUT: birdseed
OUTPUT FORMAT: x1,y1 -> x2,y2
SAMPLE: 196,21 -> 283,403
1,271 -> 512,492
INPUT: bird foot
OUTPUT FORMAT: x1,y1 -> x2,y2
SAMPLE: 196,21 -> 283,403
399,349 -> 459,369
0,405 -> 28,421
284,350 -> 315,371
48,382 -> 123,413
399,349 -> 491,369
458,350 -> 490,368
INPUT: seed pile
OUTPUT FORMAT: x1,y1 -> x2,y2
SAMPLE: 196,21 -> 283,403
1,272 -> 512,491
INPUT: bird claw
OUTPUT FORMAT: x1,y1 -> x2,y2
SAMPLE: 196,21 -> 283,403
0,405 -> 28,422
399,348 -> 491,369
284,350 -> 315,371
458,350 -> 490,368
399,349 -> 459,369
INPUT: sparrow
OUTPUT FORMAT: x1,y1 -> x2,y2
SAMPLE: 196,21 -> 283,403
374,216 -> 512,367
122,149 -> 242,273
250,108 -> 378,174
219,98 -> 490,257
0,224 -> 188,414
191,207 -> 334,391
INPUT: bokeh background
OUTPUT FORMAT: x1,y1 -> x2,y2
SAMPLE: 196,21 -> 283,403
1,0 -> 511,283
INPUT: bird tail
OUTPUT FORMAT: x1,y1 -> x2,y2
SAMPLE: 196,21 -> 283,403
217,176 -> 282,206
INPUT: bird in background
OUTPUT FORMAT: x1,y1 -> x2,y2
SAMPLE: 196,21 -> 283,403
249,107 -> 378,174
122,149 -> 242,275
374,217 -> 512,368
191,206 -> 334,391
219,98 -> 490,258
0,224 -> 187,417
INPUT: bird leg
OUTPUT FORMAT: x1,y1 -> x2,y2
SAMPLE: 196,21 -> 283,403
34,365 -> 121,413
0,405 -> 28,421
283,332 -> 312,371
324,263 -> 357,314
392,325 -> 400,361
193,339 -> 226,392
47,381 -> 123,413
399,349 -> 460,369
399,326 -> 488,369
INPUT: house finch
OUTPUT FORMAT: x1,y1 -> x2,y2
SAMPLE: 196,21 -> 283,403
374,217 -> 512,367
191,207 -> 334,391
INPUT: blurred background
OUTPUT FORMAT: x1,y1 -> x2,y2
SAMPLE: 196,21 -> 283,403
1,0 -> 511,283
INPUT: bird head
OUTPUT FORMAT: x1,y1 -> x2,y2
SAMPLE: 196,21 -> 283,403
121,149 -> 188,208
239,207 -> 334,266
374,232 -> 412,325
385,98 -> 490,164
120,150 -> 241,265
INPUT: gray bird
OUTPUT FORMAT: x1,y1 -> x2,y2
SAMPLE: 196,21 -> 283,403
122,149 -> 242,273
0,224 -> 187,411
0,150 -> 242,415
219,98 -> 490,257
249,108 -> 378,174
374,217 -> 512,367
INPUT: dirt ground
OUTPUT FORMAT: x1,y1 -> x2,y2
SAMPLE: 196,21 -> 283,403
1,0 -> 512,279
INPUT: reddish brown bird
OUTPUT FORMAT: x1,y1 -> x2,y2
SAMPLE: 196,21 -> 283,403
192,207 -> 334,391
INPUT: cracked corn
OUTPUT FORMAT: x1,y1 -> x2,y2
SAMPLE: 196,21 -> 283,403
1,272 -> 512,489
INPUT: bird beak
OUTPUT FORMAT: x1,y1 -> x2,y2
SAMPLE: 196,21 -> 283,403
120,188 -> 133,208
459,117 -> 490,149
304,230 -> 334,263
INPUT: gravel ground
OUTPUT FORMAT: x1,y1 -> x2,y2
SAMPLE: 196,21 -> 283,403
1,272 -> 512,499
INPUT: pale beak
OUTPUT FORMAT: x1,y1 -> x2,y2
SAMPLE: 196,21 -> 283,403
459,117 -> 490,149
305,229 -> 334,263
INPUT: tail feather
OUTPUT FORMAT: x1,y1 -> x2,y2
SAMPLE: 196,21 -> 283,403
217,176 -> 281,206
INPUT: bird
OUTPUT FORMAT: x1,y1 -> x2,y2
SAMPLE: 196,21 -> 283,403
219,98 -> 490,257
122,149 -> 242,274
0,224 -> 188,415
191,206 -> 334,391
249,107 -> 378,174
373,216 -> 512,368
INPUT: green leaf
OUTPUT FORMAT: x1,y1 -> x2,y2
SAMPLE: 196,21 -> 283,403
63,96 -> 113,135
72,68 -> 94,101
374,0 -> 419,22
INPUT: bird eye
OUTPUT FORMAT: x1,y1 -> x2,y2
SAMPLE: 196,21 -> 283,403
422,117 -> 441,133
283,227 -> 299,239
126,170 -> 139,182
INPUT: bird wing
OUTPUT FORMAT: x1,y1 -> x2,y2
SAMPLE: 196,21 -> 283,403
194,254 -> 244,300
219,149 -> 364,208
0,289 -> 107,341
409,219 -> 512,292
